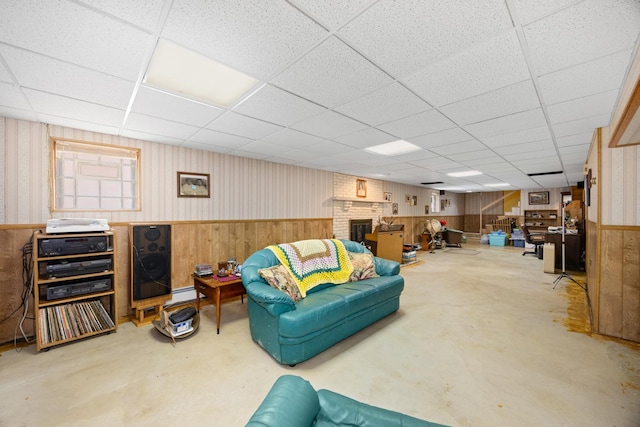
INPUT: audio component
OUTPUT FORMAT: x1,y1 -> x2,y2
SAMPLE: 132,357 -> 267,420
132,224 -> 171,302
41,278 -> 112,301
46,218 -> 109,234
45,258 -> 112,278
40,235 -> 111,257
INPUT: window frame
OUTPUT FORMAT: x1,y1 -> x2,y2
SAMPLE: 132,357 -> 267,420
50,137 -> 141,212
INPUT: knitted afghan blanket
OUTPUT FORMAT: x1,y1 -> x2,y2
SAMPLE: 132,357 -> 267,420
266,239 -> 354,297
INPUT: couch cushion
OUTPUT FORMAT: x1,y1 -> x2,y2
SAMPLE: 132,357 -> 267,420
278,276 -> 404,339
348,251 -> 379,282
259,264 -> 303,302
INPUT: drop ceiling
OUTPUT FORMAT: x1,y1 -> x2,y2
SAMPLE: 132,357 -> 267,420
0,0 -> 639,192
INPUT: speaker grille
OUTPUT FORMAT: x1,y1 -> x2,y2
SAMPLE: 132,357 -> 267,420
132,225 -> 171,301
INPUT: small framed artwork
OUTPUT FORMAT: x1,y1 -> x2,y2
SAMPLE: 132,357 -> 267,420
405,194 -> 411,204
425,205 -> 429,214
178,171 -> 210,198
356,179 -> 367,198
411,195 -> 417,206
528,191 -> 549,205
384,192 -> 392,201
392,203 -> 398,215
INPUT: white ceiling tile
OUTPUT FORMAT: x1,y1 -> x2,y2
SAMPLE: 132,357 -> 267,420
547,90 -> 619,124
524,0 -> 640,75
273,37 -> 393,108
538,50 -> 633,105
24,89 -> 125,128
465,108 -> 548,139
494,139 -> 555,156
334,128 -> 396,149
512,157 -> 562,173
227,150 -> 272,161
409,128 -> 474,149
0,81 -> 31,110
0,105 -> 38,122
403,31 -> 531,106
462,156 -> 512,167
120,129 -> 183,146
207,112 -> 282,139
0,0 -> 154,80
291,110 -> 368,139
335,83 -> 432,126
440,80 -> 541,125
560,152 -> 589,164
290,0 -> 372,30
0,59 -> 12,82
429,140 -> 488,156
339,0 -> 513,77
233,85 -> 326,127
180,140 -> 233,153
162,0 -> 327,80
512,0 -> 577,25
40,115 -> 118,137
235,140 -> 294,157
479,126 -> 552,148
1,45 -> 135,109
131,86 -> 223,127
502,148 -> 558,162
556,132 -> 594,148
124,112 -> 199,140
187,128 -> 253,149
309,143 -> 361,158
260,129 -> 326,148
446,149 -> 498,162
529,174 -> 569,188
552,114 -> 611,138
378,110 -> 457,139
75,0 -> 166,31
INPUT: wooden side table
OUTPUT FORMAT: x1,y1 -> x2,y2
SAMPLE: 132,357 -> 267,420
193,275 -> 246,334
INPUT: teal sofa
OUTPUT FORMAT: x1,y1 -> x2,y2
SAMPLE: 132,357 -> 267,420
241,240 -> 404,365
246,375 -> 448,427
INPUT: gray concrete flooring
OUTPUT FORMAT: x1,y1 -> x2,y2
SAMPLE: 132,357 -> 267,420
1,242 -> 639,426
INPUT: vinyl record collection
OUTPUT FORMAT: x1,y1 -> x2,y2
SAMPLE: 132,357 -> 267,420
38,300 -> 115,345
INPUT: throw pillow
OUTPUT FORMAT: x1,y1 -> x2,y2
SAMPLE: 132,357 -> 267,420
348,251 -> 379,282
258,264 -> 303,302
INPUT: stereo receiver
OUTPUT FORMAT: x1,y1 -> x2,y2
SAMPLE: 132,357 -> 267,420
40,235 -> 110,257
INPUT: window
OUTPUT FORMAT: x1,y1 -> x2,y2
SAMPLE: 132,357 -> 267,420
52,138 -> 140,211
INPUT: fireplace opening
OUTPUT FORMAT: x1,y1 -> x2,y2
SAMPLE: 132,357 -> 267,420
350,219 -> 372,243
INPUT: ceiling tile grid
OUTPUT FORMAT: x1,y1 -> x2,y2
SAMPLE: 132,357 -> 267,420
0,0 -> 638,192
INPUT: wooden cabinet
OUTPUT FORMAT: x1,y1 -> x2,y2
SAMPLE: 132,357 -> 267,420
365,225 -> 404,264
33,231 -> 117,351
524,209 -> 559,232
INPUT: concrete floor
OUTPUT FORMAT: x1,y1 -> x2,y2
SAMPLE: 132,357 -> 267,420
1,242 -> 639,427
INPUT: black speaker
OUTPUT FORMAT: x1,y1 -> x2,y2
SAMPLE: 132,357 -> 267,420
132,225 -> 171,301
577,181 -> 585,189
439,190 -> 445,195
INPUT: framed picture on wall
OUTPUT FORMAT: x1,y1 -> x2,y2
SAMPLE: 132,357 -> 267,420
392,203 -> 398,215
177,171 -> 210,198
356,179 -> 367,198
384,192 -> 392,201
528,191 -> 549,205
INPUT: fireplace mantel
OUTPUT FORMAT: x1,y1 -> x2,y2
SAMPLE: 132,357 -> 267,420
332,197 -> 391,211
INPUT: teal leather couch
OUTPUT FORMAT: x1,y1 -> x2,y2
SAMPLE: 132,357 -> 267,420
246,375 -> 448,427
241,240 -> 404,365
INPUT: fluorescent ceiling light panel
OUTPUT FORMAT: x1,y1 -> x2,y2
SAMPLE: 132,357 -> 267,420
365,140 -> 421,156
485,183 -> 510,187
447,170 -> 482,177
144,39 -> 259,107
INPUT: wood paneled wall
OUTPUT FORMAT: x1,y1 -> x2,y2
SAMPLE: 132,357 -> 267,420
597,226 -> 640,342
0,219 -> 331,344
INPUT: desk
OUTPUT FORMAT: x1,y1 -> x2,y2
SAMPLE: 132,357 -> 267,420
193,275 -> 246,334
545,233 -> 583,271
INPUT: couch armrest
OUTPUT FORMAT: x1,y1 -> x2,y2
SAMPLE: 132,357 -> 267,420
317,389 -> 446,427
243,281 -> 296,316
246,375 -> 320,427
374,256 -> 401,276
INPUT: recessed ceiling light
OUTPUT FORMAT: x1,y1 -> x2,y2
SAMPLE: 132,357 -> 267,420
447,170 -> 482,177
485,183 -> 510,187
144,39 -> 259,107
365,140 -> 422,156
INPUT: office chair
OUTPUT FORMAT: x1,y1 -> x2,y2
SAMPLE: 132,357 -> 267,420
521,224 -> 545,257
